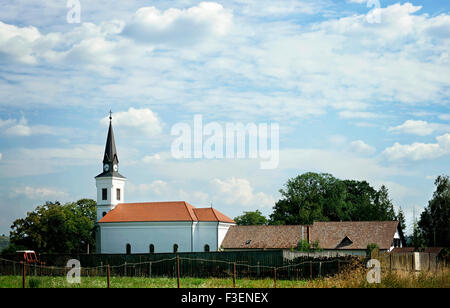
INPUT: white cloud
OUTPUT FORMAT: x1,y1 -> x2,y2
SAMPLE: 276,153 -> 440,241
142,153 -> 161,163
338,111 -> 380,119
0,152 -> 2,160
101,107 -> 163,137
12,186 -> 68,200
0,144 -> 103,177
0,21 -> 41,64
212,177 -> 275,208
122,2 -> 232,46
383,133 -> 450,161
1,116 -> 65,136
388,120 -> 449,136
439,114 -> 450,121
128,180 -> 169,196
350,140 -> 376,155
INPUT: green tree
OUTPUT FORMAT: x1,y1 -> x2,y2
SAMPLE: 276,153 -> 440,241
234,210 -> 268,225
411,219 -> 426,250
7,199 -> 97,253
270,172 -> 347,225
269,172 -> 398,224
375,185 -> 396,221
418,175 -> 450,247
396,207 -> 407,235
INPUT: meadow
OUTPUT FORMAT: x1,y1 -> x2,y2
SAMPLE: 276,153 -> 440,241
0,267 -> 448,288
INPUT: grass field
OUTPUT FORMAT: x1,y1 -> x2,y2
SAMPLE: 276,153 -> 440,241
0,268 -> 449,288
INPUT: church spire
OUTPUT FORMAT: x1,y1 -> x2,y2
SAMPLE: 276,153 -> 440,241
96,110 -> 125,178
103,111 -> 118,165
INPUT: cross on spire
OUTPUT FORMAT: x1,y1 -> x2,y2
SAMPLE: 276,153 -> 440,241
109,110 -> 113,121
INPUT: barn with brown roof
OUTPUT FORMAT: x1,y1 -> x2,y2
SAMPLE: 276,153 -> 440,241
221,221 -> 404,255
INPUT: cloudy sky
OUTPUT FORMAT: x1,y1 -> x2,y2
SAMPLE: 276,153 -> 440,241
0,0 -> 448,235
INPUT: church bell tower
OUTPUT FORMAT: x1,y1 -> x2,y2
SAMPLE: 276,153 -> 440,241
95,111 -> 127,222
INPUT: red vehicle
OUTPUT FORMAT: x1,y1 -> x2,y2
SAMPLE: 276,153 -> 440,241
16,250 -> 45,265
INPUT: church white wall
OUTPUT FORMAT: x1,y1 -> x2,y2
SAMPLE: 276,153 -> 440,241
99,221 -> 235,254
193,222 -> 219,252
218,223 -> 234,249
100,221 -> 194,254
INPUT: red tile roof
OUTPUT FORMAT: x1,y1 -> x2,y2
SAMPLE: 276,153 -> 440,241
99,201 -> 235,223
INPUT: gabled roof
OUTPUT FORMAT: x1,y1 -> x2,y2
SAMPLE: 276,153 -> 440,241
98,201 -> 235,223
310,221 -> 399,250
221,225 -> 309,249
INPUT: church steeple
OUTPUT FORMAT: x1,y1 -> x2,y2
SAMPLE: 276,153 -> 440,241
95,110 -> 127,225
103,112 -> 119,166
96,111 -> 125,178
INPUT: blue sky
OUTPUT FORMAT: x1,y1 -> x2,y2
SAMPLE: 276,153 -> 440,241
0,0 -> 449,236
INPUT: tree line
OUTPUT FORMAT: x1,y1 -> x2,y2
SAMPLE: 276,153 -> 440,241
234,172 -> 449,248
1,172 -> 448,254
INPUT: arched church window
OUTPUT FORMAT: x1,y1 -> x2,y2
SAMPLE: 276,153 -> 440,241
204,244 -> 210,252
102,212 -> 107,217
173,244 -> 178,253
102,188 -> 107,200
126,243 -> 131,254
149,244 -> 155,253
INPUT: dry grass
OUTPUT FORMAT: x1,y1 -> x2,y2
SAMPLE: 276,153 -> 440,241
304,261 -> 450,288
0,263 -> 448,288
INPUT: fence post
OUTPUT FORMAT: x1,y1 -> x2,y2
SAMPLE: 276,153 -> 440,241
273,267 -> 277,288
149,262 -> 152,278
22,262 -> 26,288
124,261 -> 127,276
233,262 -> 236,288
337,259 -> 340,273
107,264 -> 110,288
389,254 -> 392,272
310,261 -> 312,280
177,255 -> 180,288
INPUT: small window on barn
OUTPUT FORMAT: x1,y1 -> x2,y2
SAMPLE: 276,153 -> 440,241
126,243 -> 131,254
102,188 -> 107,200
337,236 -> 353,248
245,240 -> 251,245
149,244 -> 155,254
204,244 -> 210,252
173,244 -> 178,253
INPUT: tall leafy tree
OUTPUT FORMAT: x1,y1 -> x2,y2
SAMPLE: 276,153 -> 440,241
418,175 -> 450,247
8,199 -> 97,253
234,210 -> 268,225
270,173 -> 346,224
270,172 -> 399,224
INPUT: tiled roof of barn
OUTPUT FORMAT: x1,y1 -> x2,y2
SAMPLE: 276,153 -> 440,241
310,221 -> 399,250
221,225 -> 309,249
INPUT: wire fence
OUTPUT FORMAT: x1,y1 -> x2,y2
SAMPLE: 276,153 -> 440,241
0,255 -> 361,288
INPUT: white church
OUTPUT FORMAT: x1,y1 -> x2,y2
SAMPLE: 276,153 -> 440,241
95,114 -> 235,254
